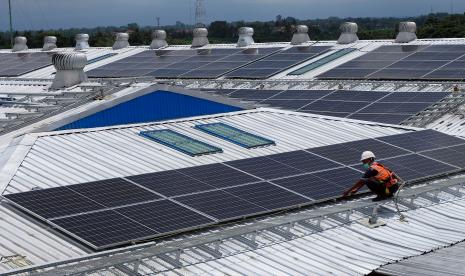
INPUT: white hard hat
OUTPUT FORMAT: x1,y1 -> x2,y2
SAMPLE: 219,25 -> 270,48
361,151 -> 375,161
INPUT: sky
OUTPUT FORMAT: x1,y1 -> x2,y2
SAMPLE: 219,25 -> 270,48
1,0 -> 465,31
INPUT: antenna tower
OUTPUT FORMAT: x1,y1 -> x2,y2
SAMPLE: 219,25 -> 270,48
194,0 -> 206,27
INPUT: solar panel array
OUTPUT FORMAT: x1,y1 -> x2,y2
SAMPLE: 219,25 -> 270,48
87,46 -> 333,79
206,89 -> 450,124
224,46 -> 332,79
87,48 -> 282,79
0,52 -> 53,76
318,44 -> 465,80
5,130 -> 465,250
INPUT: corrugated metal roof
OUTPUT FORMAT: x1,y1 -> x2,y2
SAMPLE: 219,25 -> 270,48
1,108 -> 409,194
158,186 -> 465,276
376,241 -> 465,276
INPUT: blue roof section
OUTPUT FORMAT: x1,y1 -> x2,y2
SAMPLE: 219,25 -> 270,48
56,90 -> 242,130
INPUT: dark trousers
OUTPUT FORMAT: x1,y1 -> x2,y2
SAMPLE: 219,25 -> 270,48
362,179 -> 399,197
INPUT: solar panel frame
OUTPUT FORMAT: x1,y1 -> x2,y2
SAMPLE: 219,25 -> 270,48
194,122 -> 276,149
140,129 -> 223,157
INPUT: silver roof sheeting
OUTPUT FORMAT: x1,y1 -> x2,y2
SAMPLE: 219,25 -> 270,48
377,241 -> 465,276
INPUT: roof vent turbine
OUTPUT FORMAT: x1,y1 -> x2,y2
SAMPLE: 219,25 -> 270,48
191,27 -> 209,48
12,36 -> 28,52
51,52 -> 87,89
237,27 -> 254,47
291,25 -> 310,45
337,22 -> 359,44
113,33 -> 130,50
42,36 -> 57,51
75,34 -> 90,50
395,22 -> 417,43
150,30 -> 168,49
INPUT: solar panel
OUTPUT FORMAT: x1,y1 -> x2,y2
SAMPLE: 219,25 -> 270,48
176,189 -> 267,220
140,129 -> 222,157
377,154 -> 459,181
225,156 -> 303,179
227,89 -> 282,100
378,130 -> 465,152
225,182 -> 309,210
0,52 -> 53,76
87,47 -> 283,79
261,99 -> 315,109
302,100 -> 369,113
67,178 -> 160,208
225,46 -> 331,79
317,44 -> 465,81
267,150 -> 342,172
268,90 -> 331,100
179,163 -> 261,188
420,144 -> 465,168
308,138 -> 410,165
116,200 -> 214,233
4,187 -> 104,219
51,209 -> 157,249
347,113 -> 413,124
195,123 -> 275,149
127,170 -> 215,197
321,90 -> 389,102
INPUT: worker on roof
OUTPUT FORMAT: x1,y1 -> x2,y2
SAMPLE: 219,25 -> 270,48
343,151 -> 400,202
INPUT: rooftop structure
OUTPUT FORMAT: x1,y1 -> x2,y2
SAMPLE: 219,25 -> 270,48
0,21 -> 465,275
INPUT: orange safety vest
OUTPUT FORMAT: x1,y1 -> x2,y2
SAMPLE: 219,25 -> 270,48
370,162 -> 398,188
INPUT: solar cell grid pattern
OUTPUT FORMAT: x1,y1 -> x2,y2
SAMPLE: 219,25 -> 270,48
0,52 -> 53,76
317,44 -> 465,80
87,47 -> 283,79
206,88 -> 450,124
5,130 -> 465,249
140,129 -> 223,156
194,123 -> 275,149
225,46 -> 332,79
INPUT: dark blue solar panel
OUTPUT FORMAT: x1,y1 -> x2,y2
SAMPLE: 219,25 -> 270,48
51,210 -> 157,249
67,178 -> 160,208
302,100 -> 369,113
347,113 -> 412,124
308,138 -> 409,165
267,150 -> 343,172
377,154 -> 458,181
261,99 -> 314,109
175,189 -> 266,220
378,130 -> 465,152
420,144 -> 465,168
268,90 -> 331,100
116,200 -> 214,233
127,170 -> 215,197
272,172 -> 345,200
180,163 -> 261,188
227,89 -> 282,100
321,90 -> 389,102
225,156 -> 303,180
225,182 -> 309,210
4,187 -> 104,219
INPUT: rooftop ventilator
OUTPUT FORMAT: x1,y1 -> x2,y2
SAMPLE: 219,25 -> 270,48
337,22 -> 359,44
291,25 -> 310,45
192,28 -> 209,48
150,30 -> 168,49
75,34 -> 90,50
42,36 -> 57,51
112,33 -> 130,50
12,36 -> 28,52
51,52 -> 87,89
237,27 -> 254,47
395,21 -> 417,43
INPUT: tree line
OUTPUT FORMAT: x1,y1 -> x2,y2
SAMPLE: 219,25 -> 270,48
0,13 -> 464,49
